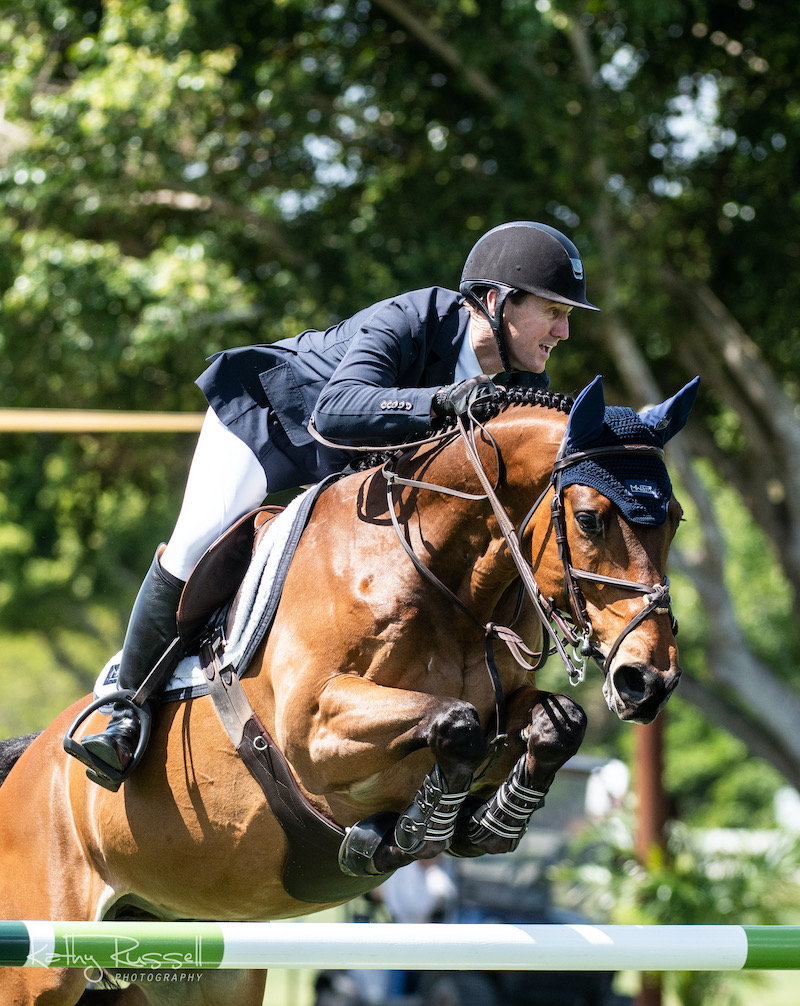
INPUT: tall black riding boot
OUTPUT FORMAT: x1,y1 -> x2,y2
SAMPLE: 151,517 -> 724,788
82,547 -> 185,774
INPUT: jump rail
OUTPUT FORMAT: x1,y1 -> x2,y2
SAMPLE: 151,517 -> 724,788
0,409 -> 204,433
2,922 -> 800,972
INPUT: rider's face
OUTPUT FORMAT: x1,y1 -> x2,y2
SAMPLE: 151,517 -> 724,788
502,293 -> 572,374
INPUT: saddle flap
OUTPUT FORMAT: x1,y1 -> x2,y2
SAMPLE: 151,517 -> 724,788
177,506 -> 284,651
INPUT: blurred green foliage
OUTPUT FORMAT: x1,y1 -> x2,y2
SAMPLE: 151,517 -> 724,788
557,817 -> 800,1005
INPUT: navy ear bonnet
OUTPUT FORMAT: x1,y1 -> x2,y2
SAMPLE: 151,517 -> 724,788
559,376 -> 699,526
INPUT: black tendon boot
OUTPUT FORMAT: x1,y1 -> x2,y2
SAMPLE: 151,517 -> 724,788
82,547 -> 184,774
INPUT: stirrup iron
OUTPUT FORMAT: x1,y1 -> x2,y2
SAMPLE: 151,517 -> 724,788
63,691 -> 152,792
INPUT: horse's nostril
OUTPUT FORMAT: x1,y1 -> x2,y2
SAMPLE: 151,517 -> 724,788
609,663 -> 680,723
612,663 -> 648,702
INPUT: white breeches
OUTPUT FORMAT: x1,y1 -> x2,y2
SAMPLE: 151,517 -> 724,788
160,408 -> 268,581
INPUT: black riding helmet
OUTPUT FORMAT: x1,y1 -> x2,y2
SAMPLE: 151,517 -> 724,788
459,221 -> 599,371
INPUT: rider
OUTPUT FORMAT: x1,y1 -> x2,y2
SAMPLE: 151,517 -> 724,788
81,221 -> 599,781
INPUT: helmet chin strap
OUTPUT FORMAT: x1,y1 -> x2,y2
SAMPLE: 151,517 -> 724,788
472,284 -> 517,373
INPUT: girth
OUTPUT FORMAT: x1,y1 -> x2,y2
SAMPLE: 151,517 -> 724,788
187,472 -> 389,903
200,633 -> 392,904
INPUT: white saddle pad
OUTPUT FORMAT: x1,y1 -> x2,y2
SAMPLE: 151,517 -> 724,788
93,487 -> 314,706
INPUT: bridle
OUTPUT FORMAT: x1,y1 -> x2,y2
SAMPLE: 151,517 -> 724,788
308,405 -> 677,743
545,435 -> 677,680
379,408 -> 677,692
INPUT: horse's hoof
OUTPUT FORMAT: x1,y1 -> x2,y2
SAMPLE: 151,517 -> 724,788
338,812 -> 398,877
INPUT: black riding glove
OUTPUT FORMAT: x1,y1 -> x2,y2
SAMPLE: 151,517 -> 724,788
432,375 -> 498,420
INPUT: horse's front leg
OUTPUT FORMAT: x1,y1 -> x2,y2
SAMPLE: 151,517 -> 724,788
367,697 -> 488,872
452,691 -> 587,857
303,679 -> 488,877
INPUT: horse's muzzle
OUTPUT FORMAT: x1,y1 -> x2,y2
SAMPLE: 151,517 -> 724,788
603,662 -> 681,723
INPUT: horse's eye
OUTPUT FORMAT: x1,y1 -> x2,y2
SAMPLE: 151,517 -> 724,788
574,510 -> 603,537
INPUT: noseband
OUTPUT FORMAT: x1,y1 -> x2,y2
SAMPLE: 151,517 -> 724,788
381,412 -> 676,690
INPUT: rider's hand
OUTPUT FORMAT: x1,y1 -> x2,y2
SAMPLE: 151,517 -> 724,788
432,375 -> 498,420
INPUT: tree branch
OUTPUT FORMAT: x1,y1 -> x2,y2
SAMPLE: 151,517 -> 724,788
370,0 -> 502,104
676,675 -> 800,789
664,268 -> 800,593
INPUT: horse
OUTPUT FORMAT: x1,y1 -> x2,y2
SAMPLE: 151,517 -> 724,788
0,375 -> 698,1006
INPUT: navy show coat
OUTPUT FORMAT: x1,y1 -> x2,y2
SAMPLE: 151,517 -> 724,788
197,285 -> 548,486
198,287 -> 469,452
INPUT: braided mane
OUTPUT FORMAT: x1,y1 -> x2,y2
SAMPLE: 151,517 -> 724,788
351,386 -> 574,471
484,385 -> 573,418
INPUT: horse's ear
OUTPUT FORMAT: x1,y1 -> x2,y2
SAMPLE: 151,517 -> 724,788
565,375 -> 606,449
639,376 -> 700,445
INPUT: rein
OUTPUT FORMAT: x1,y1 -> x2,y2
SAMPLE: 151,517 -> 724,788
382,446 -> 513,749
380,407 -> 676,698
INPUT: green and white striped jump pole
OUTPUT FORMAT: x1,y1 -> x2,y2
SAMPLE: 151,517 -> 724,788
1,922 -> 800,971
